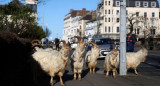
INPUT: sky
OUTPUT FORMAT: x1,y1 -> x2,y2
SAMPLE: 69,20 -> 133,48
0,0 -> 160,41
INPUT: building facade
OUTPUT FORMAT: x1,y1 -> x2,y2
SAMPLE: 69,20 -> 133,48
25,0 -> 38,21
63,8 -> 92,42
97,0 -> 159,40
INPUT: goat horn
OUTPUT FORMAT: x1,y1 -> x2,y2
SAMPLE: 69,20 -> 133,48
135,44 -> 145,50
60,40 -> 66,47
31,39 -> 41,47
116,46 -> 119,51
89,41 -> 99,48
112,44 -> 115,51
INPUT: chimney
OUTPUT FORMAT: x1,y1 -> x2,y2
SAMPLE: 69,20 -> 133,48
82,8 -> 86,16
70,9 -> 74,13
77,11 -> 80,16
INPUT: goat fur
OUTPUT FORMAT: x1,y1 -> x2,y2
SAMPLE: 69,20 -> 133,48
32,41 -> 70,86
85,42 -> 100,74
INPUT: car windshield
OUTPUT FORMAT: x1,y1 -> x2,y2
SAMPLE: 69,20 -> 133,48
93,39 -> 113,45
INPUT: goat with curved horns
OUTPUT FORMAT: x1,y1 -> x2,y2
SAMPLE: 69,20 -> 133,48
104,44 -> 119,78
32,40 -> 71,86
71,36 -> 87,80
85,41 -> 100,74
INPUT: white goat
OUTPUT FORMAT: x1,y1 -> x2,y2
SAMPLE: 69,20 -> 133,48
85,41 -> 100,74
71,36 -> 86,80
104,45 -> 119,78
126,45 -> 148,75
32,41 -> 70,86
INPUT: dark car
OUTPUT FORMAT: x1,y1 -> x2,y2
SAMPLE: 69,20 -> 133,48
88,37 -> 114,58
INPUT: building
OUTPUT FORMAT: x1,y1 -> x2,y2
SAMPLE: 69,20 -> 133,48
97,0 -> 159,40
25,0 -> 38,21
85,19 -> 97,42
63,8 -> 90,42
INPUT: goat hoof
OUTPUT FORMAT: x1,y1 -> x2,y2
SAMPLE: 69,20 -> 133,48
78,78 -> 81,80
74,77 -> 76,80
105,76 -> 108,78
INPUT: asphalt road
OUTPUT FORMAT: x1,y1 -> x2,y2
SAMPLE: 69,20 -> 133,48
36,50 -> 160,86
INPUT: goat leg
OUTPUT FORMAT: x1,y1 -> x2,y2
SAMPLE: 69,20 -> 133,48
105,71 -> 109,78
74,69 -> 77,80
78,73 -> 81,80
134,68 -> 138,75
113,69 -> 116,78
93,62 -> 97,74
50,76 -> 54,86
58,72 -> 64,86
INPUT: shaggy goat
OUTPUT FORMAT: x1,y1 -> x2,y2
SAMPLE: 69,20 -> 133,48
104,45 -> 119,78
32,40 -> 71,86
85,41 -> 100,74
71,36 -> 87,80
126,44 -> 148,75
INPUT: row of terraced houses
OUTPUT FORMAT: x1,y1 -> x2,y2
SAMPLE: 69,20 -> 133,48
63,0 -> 160,42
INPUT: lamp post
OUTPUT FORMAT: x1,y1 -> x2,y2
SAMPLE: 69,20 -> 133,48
120,0 -> 127,75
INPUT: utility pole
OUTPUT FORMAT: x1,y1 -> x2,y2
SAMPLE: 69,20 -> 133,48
120,0 -> 127,75
42,2 -> 45,30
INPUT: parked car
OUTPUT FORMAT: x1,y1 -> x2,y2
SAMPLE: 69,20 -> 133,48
88,37 -> 114,58
71,42 -> 78,49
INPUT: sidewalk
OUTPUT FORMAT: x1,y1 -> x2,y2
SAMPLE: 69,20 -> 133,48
148,50 -> 160,55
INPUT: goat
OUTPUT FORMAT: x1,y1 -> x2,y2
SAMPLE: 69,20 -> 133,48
126,44 -> 148,75
71,36 -> 87,80
104,45 -> 119,78
85,41 -> 100,74
32,40 -> 71,86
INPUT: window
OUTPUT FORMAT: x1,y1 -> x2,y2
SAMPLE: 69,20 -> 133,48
105,18 -> 107,22
143,2 -> 148,7
116,18 -> 119,23
105,10 -> 107,14
26,4 -> 37,12
152,20 -> 155,26
116,1 -> 120,6
117,27 -> 119,32
105,1 -> 107,6
136,20 -> 139,25
112,10 -> 113,14
144,20 -> 147,26
109,1 -> 111,6
108,18 -> 110,22
109,10 -> 110,14
108,26 -> 111,32
126,10 -> 128,15
116,10 -> 119,15
105,26 -> 107,32
112,18 -> 113,22
136,12 -> 139,17
134,29 -> 136,34
152,12 -> 155,17
137,28 -> 140,34
151,2 -> 156,7
150,29 -> 156,35
135,1 -> 140,7
144,12 -> 147,17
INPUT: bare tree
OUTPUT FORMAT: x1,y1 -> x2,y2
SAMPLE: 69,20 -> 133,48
127,13 -> 137,34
